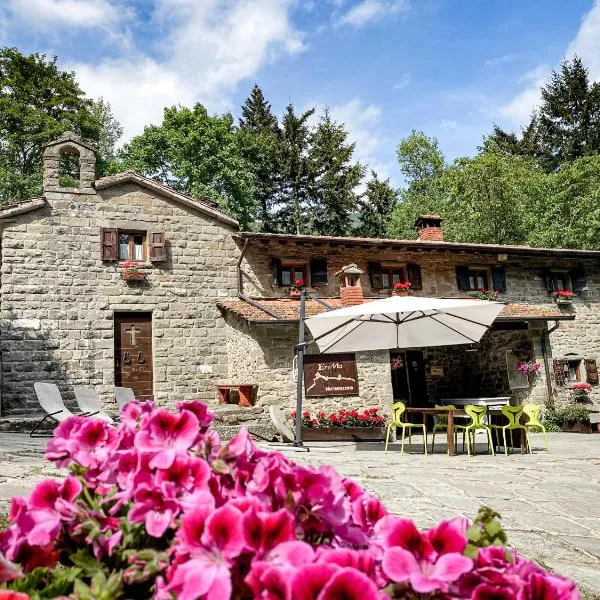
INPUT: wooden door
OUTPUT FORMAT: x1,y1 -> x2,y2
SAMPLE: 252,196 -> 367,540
114,313 -> 153,400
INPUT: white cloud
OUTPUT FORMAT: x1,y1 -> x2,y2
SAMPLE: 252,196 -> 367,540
336,0 -> 409,28
484,53 -> 518,67
496,0 -> 600,126
440,119 -> 458,130
63,0 -> 305,141
393,73 -> 411,90
4,0 -> 121,29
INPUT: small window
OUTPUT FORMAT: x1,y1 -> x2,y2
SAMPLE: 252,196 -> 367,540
370,264 -> 406,289
545,269 -> 572,292
118,232 -> 146,261
279,263 -> 306,286
456,266 -> 504,292
469,270 -> 488,291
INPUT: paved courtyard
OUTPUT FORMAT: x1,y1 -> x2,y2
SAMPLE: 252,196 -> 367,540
0,431 -> 599,596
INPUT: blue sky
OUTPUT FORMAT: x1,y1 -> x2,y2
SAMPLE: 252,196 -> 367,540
2,0 -> 599,185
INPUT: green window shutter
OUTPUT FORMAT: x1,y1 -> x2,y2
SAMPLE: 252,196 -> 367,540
491,267 -> 507,293
456,266 -> 470,291
272,258 -> 283,286
310,258 -> 328,287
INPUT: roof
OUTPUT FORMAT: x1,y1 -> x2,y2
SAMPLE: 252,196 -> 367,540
217,296 -> 575,324
95,172 -> 238,229
43,131 -> 97,153
0,197 -> 47,219
236,232 -> 600,259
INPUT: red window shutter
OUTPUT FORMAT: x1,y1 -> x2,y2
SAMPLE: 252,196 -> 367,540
149,232 -> 166,262
101,228 -> 118,261
553,359 -> 566,386
585,359 -> 599,385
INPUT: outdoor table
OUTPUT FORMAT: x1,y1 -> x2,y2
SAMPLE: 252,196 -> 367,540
404,407 -> 527,456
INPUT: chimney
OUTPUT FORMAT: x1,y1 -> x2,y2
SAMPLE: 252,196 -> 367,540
415,215 -> 444,242
335,264 -> 364,306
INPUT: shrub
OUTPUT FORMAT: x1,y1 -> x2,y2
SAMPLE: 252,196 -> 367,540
0,401 -> 578,599
293,408 -> 385,429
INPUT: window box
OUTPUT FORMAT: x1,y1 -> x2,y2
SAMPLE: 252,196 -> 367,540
122,271 -> 145,282
301,427 -> 385,442
555,295 -> 573,305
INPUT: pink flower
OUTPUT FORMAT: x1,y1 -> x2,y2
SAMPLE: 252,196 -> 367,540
127,482 -> 179,537
201,505 -> 245,561
176,400 -> 214,431
45,416 -> 87,467
135,408 -> 199,468
291,564 -> 339,600
243,509 -> 295,556
0,552 -> 21,583
160,555 -> 232,600
351,495 -> 388,531
319,567 -> 380,600
0,592 -> 30,600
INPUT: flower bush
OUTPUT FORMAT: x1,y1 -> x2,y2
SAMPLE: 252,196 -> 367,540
121,261 -> 140,272
290,279 -> 304,292
393,282 -> 411,291
294,408 -> 385,429
516,361 -> 541,376
0,401 -> 579,599
554,290 -> 574,299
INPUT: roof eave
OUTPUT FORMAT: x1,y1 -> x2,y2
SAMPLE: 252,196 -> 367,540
0,197 -> 46,219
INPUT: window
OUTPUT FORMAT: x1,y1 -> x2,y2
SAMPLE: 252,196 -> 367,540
118,232 -> 146,261
281,264 -> 306,286
545,269 -> 572,292
456,266 -> 506,292
368,262 -> 423,291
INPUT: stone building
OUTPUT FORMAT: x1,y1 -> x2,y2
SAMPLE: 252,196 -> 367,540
1,133 -> 599,428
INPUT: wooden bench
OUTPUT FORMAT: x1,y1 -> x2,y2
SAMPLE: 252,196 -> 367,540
217,384 -> 257,407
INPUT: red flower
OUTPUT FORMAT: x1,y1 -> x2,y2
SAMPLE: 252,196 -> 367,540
303,412 -> 310,418
311,419 -> 318,425
290,411 -> 296,418
555,289 -> 574,298
330,414 -> 339,422
394,282 -> 412,290
319,411 -> 325,418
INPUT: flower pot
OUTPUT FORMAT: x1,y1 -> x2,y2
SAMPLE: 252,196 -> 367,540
555,297 -> 572,305
290,290 -> 301,299
393,290 -> 409,297
122,271 -> 145,282
561,421 -> 592,434
301,427 -> 385,442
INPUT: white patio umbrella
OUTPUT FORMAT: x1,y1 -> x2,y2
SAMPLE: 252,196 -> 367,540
305,296 -> 505,354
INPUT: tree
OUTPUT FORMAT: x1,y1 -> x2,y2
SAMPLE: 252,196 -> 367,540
0,47 -> 100,204
484,56 -> 600,172
307,109 -> 364,236
354,171 -> 398,238
388,131 -> 447,239
237,85 -> 280,231
119,103 -> 257,228
444,153 -> 545,245
275,104 -> 315,234
90,97 -> 123,174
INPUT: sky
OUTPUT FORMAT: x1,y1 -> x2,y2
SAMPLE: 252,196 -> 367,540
2,0 -> 600,186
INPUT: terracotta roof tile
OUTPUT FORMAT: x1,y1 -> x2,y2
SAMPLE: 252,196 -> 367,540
217,297 -> 574,323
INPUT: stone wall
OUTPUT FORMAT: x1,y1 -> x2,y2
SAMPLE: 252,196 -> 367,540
223,312 -> 393,416
0,181 -> 239,415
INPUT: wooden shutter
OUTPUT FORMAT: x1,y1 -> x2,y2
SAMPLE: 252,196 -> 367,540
585,359 -> 599,385
149,231 -> 166,262
553,359 -> 566,386
406,263 -> 422,290
571,266 -> 588,293
310,258 -> 328,287
101,228 -> 118,262
491,267 -> 507,293
544,269 -> 555,292
368,262 -> 383,289
272,258 -> 283,286
455,266 -> 470,291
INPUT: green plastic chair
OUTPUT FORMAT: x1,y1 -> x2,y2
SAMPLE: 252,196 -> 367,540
384,401 -> 428,455
522,404 -> 550,452
490,406 -> 531,455
453,405 -> 495,456
431,404 -> 458,453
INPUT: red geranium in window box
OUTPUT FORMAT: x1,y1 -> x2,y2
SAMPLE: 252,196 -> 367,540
554,290 -> 574,304
290,279 -> 304,298
393,281 -> 411,296
121,261 -> 145,281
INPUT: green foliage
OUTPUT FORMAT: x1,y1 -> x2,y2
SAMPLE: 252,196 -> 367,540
119,104 -> 258,228
0,512 -> 8,532
464,506 -> 509,559
6,566 -> 82,599
541,407 -> 562,432
543,404 -> 590,430
354,171 -> 398,237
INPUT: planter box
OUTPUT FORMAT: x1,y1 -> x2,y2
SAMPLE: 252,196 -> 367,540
301,427 -> 385,442
122,271 -> 145,282
561,421 -> 592,434
555,297 -> 572,305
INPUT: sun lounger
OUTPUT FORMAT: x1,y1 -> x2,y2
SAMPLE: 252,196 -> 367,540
114,386 -> 136,409
31,382 -> 76,437
73,387 -> 115,424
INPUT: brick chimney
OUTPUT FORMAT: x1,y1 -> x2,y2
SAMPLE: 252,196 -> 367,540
335,264 -> 364,306
415,215 -> 444,241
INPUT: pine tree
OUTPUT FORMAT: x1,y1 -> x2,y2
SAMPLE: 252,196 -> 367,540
308,109 -> 364,236
275,104 -> 315,234
237,85 -> 280,232
355,171 -> 398,238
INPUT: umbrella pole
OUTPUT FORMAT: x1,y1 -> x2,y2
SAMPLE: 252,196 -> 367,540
294,289 -> 306,447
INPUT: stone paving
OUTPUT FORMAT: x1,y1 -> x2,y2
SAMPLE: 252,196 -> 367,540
0,432 -> 599,596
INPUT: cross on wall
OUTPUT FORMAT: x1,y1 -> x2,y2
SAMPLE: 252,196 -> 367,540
124,324 -> 142,346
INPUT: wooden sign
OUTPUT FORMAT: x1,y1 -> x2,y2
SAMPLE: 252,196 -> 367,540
304,353 -> 359,397
430,366 -> 444,377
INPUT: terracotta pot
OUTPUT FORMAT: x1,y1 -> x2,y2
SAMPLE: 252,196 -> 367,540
301,427 -> 385,441
290,290 -> 301,298
122,271 -> 145,281
393,290 -> 409,297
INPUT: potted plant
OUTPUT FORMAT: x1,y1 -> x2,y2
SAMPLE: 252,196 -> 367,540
557,404 -> 591,433
289,278 -> 304,298
516,361 -> 541,378
121,261 -> 145,281
471,289 -> 502,302
293,407 -> 386,441
571,382 -> 593,402
392,281 -> 411,296
554,290 -> 574,305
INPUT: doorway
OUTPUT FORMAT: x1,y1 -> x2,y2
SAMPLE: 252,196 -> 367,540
114,312 -> 154,400
390,350 -> 428,407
